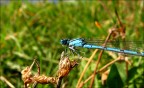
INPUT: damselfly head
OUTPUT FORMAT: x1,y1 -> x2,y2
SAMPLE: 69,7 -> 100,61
60,39 -> 69,45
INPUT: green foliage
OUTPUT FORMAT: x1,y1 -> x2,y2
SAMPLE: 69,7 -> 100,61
107,64 -> 124,88
0,1 -> 143,88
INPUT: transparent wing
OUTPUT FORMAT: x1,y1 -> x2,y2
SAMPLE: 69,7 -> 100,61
85,39 -> 144,52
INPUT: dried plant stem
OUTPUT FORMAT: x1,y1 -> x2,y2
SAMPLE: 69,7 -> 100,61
89,30 -> 113,88
21,52 -> 78,88
32,58 -> 40,88
98,57 -> 121,73
76,49 -> 98,88
81,56 -> 121,87
57,77 -> 62,88
0,76 -> 15,88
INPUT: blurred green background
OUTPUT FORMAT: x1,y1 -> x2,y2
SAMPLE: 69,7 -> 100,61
0,0 -> 144,88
